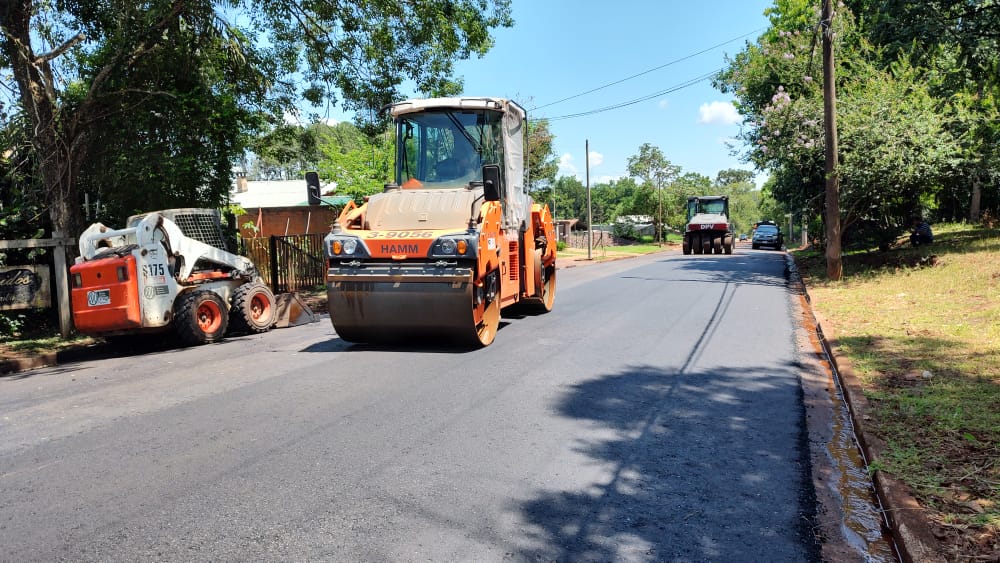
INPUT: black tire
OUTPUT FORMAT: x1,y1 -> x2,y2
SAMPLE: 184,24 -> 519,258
682,236 -> 691,255
229,282 -> 276,334
752,243 -> 759,250
174,290 -> 229,345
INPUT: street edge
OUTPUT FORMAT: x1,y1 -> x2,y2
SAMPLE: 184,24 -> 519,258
786,254 -> 945,563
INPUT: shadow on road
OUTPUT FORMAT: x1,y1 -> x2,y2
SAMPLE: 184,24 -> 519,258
654,253 -> 789,288
514,362 -> 822,562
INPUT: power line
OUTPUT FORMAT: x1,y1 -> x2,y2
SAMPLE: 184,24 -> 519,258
529,27 -> 764,112
540,69 -> 722,122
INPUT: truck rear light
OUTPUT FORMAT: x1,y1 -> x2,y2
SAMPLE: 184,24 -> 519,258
117,265 -> 129,281
72,273 -> 82,288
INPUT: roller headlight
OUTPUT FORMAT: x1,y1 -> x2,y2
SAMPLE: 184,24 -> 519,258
432,235 -> 474,257
326,235 -> 367,258
342,238 -> 358,255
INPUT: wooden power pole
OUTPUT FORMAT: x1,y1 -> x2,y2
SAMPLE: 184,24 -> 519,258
822,0 -> 842,280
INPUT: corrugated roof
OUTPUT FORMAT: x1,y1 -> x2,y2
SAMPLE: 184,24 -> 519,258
230,180 -> 349,208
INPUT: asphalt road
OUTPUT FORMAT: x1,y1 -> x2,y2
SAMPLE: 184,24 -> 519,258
1,247 -> 824,562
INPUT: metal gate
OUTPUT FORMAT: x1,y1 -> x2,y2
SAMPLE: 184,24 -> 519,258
241,234 -> 326,294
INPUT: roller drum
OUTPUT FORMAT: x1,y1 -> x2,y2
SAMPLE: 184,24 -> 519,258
327,264 -> 498,347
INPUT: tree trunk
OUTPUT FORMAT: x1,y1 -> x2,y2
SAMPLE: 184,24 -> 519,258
969,174 -> 982,223
1,0 -> 83,243
822,0 -> 842,281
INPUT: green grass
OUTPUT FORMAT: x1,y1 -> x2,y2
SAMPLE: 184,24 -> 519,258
794,223 -> 1000,542
558,242 -> 671,262
0,334 -> 95,359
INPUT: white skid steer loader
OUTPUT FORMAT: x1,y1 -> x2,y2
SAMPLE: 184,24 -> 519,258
70,209 -> 283,345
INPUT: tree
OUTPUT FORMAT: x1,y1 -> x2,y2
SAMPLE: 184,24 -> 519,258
526,119 -> 559,195
550,176 -> 587,226
716,2 -> 963,258
715,169 -> 755,188
0,0 -> 512,242
626,143 -> 680,242
315,123 -> 393,204
845,0 -> 1000,223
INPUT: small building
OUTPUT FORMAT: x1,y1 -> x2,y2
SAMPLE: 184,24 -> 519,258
554,219 -> 579,241
230,178 -> 351,238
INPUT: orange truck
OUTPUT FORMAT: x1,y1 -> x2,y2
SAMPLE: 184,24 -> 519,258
323,97 -> 557,347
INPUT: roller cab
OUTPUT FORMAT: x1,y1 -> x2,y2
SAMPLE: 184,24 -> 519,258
324,97 -> 556,347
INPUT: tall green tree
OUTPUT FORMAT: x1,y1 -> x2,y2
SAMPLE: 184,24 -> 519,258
845,0 -> 1000,222
716,2 -> 963,252
526,119 -> 559,194
315,122 -> 393,204
626,143 -> 680,242
0,0 -> 512,240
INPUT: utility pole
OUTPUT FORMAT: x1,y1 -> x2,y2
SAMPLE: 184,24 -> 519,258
657,172 -> 663,245
822,0 -> 842,280
586,139 -> 593,260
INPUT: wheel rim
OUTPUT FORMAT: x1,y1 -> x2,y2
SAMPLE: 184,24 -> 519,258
197,300 -> 223,333
249,292 -> 272,323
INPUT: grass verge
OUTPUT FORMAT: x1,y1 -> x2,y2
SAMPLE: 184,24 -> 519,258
558,242 -> 675,261
794,223 -> 999,556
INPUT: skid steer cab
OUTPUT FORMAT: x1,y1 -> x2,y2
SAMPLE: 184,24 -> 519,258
70,209 -> 277,345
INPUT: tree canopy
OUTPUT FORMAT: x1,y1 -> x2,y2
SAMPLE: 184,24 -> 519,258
0,0 -> 513,240
716,0 -> 999,254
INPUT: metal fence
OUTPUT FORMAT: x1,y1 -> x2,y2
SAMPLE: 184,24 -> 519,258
241,234 -> 326,294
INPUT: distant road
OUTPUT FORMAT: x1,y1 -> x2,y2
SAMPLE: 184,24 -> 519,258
1,248 -> 822,561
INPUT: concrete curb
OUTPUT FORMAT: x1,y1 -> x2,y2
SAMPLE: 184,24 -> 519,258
0,351 -> 59,375
0,344 -> 108,376
788,255 -> 946,563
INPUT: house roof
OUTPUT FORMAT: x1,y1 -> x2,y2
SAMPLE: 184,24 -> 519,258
230,179 -> 351,208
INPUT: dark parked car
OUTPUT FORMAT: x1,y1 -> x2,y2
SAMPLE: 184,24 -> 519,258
752,224 -> 784,250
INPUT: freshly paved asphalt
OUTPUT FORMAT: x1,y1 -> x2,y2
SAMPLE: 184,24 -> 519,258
1,248 -> 823,561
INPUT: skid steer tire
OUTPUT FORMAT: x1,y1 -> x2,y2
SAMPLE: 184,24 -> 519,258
229,282 -> 276,334
174,290 -> 229,345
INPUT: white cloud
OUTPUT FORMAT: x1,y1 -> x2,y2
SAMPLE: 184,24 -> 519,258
658,99 -> 670,110
558,153 -> 577,177
698,101 -> 741,125
282,110 -> 302,125
559,152 -> 610,180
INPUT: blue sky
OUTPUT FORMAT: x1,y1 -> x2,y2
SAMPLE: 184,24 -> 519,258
303,1 -> 774,186
452,1 -> 774,185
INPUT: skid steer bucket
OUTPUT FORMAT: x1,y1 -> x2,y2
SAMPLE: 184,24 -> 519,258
274,293 -> 318,328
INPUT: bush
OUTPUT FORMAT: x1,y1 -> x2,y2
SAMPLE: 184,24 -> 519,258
612,222 -> 638,240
